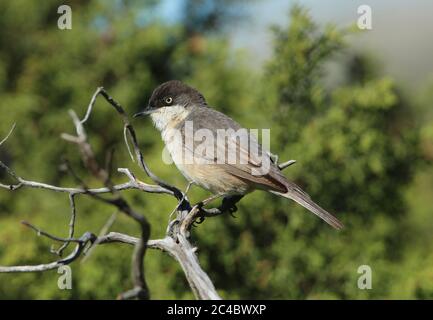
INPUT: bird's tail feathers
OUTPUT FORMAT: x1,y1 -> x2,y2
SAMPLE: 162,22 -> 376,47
271,187 -> 344,230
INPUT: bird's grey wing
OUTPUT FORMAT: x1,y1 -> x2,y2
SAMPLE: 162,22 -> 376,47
182,107 -> 288,193
181,107 -> 343,229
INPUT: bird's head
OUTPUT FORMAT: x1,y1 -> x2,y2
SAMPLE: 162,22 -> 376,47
133,80 -> 206,119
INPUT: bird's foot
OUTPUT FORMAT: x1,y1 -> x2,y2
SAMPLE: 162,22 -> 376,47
221,195 -> 243,218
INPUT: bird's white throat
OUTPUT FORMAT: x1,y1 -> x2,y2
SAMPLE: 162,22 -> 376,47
150,105 -> 193,183
150,105 -> 190,133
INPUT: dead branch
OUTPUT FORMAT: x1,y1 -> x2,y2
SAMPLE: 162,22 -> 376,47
0,87 -> 295,300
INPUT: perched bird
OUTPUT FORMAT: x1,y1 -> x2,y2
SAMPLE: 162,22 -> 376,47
134,80 -> 343,229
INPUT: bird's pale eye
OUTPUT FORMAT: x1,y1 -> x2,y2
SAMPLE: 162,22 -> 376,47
164,97 -> 173,105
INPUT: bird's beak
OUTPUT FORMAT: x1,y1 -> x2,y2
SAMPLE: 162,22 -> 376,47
133,106 -> 155,118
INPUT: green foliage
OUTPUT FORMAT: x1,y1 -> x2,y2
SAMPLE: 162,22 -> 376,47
0,2 -> 429,299
195,6 -> 423,299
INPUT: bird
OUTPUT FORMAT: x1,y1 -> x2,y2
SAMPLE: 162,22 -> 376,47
134,80 -> 343,230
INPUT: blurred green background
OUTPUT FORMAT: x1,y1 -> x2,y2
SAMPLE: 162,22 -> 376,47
0,0 -> 432,299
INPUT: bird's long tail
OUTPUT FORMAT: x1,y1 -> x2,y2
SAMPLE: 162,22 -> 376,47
270,184 -> 344,230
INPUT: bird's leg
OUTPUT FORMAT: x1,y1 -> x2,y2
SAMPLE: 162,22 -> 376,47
221,194 -> 244,218
193,194 -> 244,226
191,193 -> 226,226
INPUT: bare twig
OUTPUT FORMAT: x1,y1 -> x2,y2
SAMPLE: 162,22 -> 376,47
81,211 -> 118,263
0,232 -> 95,273
21,220 -> 83,243
0,123 -> 16,147
169,181 -> 194,222
278,159 -> 296,170
52,193 -> 77,256
80,87 -> 104,124
0,159 -> 171,194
